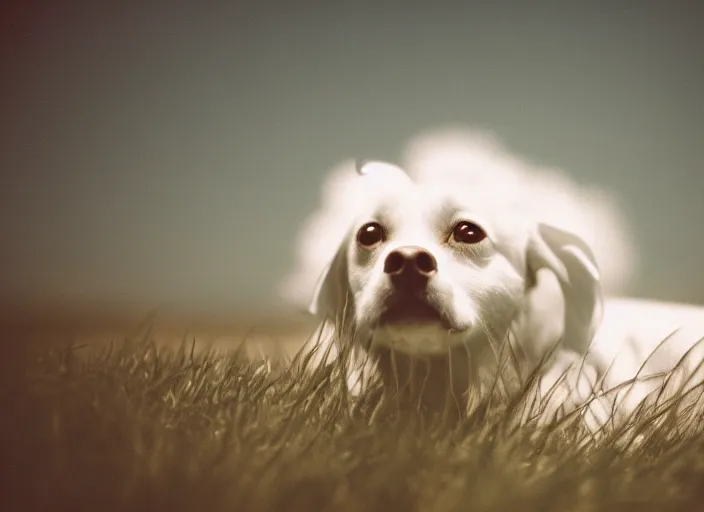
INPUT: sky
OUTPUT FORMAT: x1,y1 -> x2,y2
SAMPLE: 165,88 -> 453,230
1,0 -> 703,315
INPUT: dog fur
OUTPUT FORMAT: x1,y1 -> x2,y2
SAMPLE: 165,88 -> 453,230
280,128 -> 636,310
281,129 -> 704,430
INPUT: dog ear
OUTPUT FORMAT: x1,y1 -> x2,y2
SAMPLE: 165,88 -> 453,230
308,236 -> 351,322
526,223 -> 603,354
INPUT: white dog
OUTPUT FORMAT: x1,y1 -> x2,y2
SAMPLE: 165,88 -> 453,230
282,130 -> 704,431
281,128 -> 637,311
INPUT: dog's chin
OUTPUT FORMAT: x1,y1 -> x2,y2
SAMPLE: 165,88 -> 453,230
370,322 -> 469,355
379,296 -> 455,328
365,298 -> 471,355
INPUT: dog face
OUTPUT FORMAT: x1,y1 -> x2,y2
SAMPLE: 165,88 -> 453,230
310,161 -> 604,358
342,171 -> 524,354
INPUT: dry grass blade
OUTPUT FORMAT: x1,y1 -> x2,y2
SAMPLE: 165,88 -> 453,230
4,324 -> 704,512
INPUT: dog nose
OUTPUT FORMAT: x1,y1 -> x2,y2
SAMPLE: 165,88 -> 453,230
384,246 -> 438,288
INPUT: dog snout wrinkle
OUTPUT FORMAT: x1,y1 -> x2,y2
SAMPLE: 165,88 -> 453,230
384,246 -> 438,290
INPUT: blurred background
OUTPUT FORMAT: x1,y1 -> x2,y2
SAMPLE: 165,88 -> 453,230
1,1 -> 703,340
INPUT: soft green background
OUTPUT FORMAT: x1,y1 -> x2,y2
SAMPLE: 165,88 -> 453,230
2,1 -> 702,314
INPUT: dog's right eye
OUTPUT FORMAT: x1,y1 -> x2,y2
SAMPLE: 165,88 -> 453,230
357,222 -> 386,248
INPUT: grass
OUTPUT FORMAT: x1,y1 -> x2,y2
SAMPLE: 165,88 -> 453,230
4,323 -> 704,512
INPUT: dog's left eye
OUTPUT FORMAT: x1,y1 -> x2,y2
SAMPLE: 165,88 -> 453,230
452,221 -> 487,244
357,222 -> 386,248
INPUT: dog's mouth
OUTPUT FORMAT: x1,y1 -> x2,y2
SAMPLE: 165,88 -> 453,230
378,296 -> 454,330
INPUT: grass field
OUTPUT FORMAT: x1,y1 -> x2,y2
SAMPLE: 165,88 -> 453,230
4,310 -> 704,512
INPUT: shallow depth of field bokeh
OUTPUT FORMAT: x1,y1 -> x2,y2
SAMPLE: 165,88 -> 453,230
3,3 -> 704,510
2,0 -> 704,321
5,330 -> 704,512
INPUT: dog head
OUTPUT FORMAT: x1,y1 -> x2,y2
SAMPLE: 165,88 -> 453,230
309,160 -> 603,357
